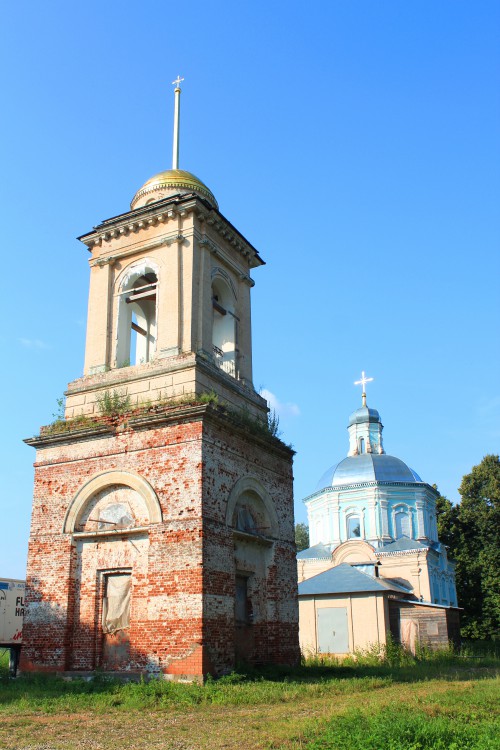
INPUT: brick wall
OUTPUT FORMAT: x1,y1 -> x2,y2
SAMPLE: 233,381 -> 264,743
21,403 -> 300,678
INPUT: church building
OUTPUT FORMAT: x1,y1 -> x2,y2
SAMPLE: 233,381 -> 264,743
21,80 -> 299,679
298,375 -> 459,656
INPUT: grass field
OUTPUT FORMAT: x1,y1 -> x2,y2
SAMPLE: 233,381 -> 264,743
0,647 -> 498,750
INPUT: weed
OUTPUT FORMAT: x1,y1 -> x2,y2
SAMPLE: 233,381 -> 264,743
51,396 -> 65,422
96,389 -> 131,416
198,390 -> 219,405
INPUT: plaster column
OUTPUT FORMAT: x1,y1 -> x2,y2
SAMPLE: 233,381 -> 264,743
331,497 -> 341,546
237,278 -> 253,384
83,259 -> 114,375
367,500 -> 377,542
379,498 -> 390,540
157,226 -> 181,358
415,500 -> 426,540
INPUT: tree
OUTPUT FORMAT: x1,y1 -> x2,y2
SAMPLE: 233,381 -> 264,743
455,455 -> 500,639
433,484 -> 459,550
295,522 -> 310,552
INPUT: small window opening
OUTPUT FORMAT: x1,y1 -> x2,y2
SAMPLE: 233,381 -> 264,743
359,437 -> 365,454
347,515 -> 361,539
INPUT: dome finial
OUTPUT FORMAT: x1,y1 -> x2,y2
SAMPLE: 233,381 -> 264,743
354,370 -> 373,407
171,75 -> 184,170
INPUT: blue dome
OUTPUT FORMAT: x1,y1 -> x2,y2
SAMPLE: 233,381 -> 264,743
316,454 -> 422,491
348,406 -> 381,426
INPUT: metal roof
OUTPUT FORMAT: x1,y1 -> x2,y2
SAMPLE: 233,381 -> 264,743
315,454 -> 423,492
298,563 -> 413,596
297,543 -> 331,560
377,537 -> 430,554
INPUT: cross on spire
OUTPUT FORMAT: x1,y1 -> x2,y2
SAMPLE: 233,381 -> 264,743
172,75 -> 184,89
354,371 -> 373,407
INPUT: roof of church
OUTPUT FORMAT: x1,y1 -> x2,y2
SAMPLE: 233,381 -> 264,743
377,537 -> 430,554
297,543 -> 331,560
315,454 -> 423,491
348,405 -> 381,426
131,168 -> 218,210
298,563 -> 413,596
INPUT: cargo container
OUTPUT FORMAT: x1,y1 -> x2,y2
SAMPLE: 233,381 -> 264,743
0,578 -> 24,676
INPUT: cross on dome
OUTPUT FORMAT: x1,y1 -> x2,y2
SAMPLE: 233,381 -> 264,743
354,370 -> 373,407
172,75 -> 184,89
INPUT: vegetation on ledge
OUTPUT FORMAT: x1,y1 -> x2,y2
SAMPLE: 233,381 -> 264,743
40,390 -> 286,445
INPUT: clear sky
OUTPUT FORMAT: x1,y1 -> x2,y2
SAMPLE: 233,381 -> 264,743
1,1 -> 499,578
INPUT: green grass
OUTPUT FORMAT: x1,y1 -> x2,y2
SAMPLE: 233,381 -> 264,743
303,703 -> 500,749
0,647 -> 498,714
0,647 -> 498,749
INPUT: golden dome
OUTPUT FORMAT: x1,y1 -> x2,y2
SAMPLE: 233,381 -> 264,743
131,169 -> 218,210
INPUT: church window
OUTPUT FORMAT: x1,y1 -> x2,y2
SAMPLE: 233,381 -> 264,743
359,438 -> 365,454
116,268 -> 158,367
395,510 -> 411,538
212,276 -> 236,377
347,514 -> 361,539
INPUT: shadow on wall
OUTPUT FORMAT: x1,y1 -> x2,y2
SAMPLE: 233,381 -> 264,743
19,574 -> 206,680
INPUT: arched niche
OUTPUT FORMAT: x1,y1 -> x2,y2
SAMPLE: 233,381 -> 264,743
211,269 -> 237,377
392,504 -> 413,539
331,539 -> 376,566
115,259 -> 159,367
226,477 -> 279,539
63,470 -> 162,534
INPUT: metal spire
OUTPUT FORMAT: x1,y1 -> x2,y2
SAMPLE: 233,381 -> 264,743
354,371 -> 373,407
171,76 -> 184,170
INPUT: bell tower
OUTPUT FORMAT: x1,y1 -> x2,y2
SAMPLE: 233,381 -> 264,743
66,77 -> 266,420
22,81 -> 299,680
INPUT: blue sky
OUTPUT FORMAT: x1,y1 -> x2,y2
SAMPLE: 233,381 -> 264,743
1,1 -> 499,578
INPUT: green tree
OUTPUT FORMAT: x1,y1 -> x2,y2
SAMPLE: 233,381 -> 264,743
295,522 -> 310,552
433,484 -> 460,550
455,455 -> 500,639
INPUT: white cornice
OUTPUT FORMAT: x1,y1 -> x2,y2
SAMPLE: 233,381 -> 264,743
89,230 -> 189,268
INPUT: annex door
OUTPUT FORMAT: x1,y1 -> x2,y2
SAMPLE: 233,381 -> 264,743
317,607 -> 349,654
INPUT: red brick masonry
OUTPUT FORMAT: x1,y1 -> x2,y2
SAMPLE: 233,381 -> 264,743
22,403 -> 300,679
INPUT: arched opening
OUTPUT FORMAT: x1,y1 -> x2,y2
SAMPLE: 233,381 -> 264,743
212,276 -> 236,377
359,437 -> 365,454
116,265 -> 158,368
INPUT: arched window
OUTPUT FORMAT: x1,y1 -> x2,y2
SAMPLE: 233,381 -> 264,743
212,276 -> 236,377
395,510 -> 411,538
359,438 -> 365,454
116,266 -> 158,367
347,514 -> 361,539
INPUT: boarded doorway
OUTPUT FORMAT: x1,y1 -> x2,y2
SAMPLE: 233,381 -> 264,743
101,573 -> 131,670
317,607 -> 349,654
